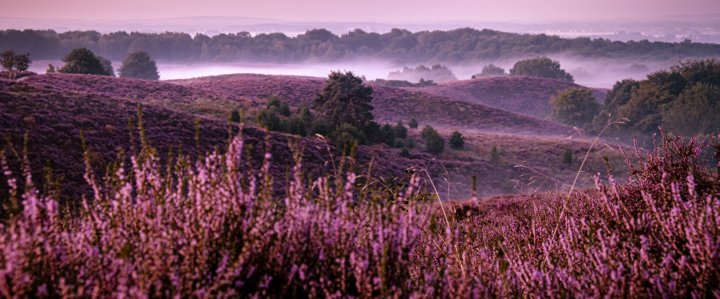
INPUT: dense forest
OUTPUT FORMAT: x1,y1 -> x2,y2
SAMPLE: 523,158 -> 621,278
2,28 -> 719,64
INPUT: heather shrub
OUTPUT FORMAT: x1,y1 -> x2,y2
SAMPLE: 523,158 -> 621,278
0,133 -> 430,297
0,132 -> 718,297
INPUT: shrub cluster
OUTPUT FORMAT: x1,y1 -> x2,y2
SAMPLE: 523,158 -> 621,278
0,50 -> 31,80
388,64 -> 457,83
510,56 -> 574,82
594,59 -> 720,137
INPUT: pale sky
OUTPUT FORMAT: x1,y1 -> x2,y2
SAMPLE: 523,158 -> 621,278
2,0 -> 720,22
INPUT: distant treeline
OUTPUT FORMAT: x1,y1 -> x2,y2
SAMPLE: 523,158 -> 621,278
1,28 -> 719,63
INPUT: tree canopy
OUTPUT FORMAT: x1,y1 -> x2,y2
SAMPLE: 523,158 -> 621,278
119,51 -> 159,80
449,131 -> 465,149
1,50 -> 31,79
596,59 -> 720,137
473,64 -> 506,78
58,48 -> 112,76
549,88 -> 600,128
421,126 -> 444,155
2,28 -> 719,65
314,71 -> 378,145
388,64 -> 457,83
510,57 -> 574,82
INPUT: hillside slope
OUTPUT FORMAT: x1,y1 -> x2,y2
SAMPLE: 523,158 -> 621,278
1,74 -> 624,202
0,77 -> 438,201
171,74 -> 576,135
415,76 -> 608,119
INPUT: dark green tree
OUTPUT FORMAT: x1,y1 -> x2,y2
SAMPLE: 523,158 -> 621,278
1,50 -> 31,79
97,56 -> 114,77
13,53 -> 30,72
563,149 -> 573,165
449,131 -> 465,149
473,64 -> 506,78
549,88 -> 600,128
267,96 -> 291,116
257,109 -> 284,131
380,123 -> 396,146
661,82 -> 720,136
119,51 -> 159,80
510,57 -> 574,82
229,109 -> 242,123
1,50 -> 15,76
59,48 -> 111,75
394,121 -> 408,139
421,125 -> 444,155
592,79 -> 640,131
334,123 -> 367,154
314,71 -> 377,145
408,118 -> 418,129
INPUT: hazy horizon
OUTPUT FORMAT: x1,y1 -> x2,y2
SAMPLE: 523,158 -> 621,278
3,0 -> 720,23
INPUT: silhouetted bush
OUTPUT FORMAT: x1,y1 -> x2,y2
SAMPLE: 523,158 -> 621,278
388,65 -> 457,83
1,50 -> 31,79
421,125 -> 444,155
408,118 -> 418,129
449,131 -> 465,149
58,48 -> 111,76
510,57 -> 574,82
563,149 -> 573,165
597,59 -> 720,137
472,64 -> 506,78
549,87 -> 600,128
119,51 -> 159,80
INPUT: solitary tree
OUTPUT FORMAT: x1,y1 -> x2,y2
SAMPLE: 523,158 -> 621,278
97,56 -> 115,77
449,131 -> 465,149
510,57 -> 574,82
314,71 -> 377,144
0,50 -> 14,72
473,64 -> 506,78
394,121 -> 408,139
59,48 -> 111,76
1,50 -> 31,79
549,88 -> 600,128
421,125 -> 444,155
119,51 -> 159,80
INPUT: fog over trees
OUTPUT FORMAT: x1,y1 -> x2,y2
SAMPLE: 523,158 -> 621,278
2,28 -> 719,64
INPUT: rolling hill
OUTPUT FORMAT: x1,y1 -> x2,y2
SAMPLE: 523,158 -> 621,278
1,73 -> 625,202
414,76 -> 608,119
171,74 -> 577,135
